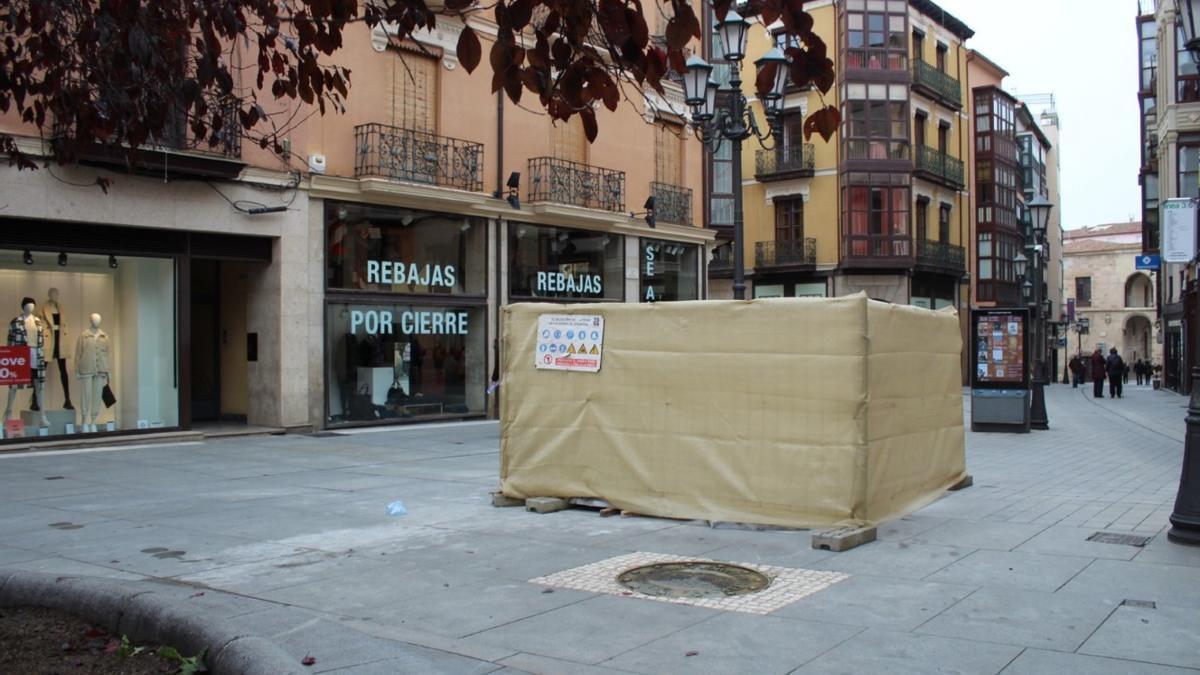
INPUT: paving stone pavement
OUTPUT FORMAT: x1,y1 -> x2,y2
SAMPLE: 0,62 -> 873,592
1,384 -> 1199,674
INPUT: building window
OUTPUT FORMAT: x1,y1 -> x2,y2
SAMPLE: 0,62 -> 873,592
936,43 -> 948,72
1144,173 -> 1160,251
708,136 -> 733,226
393,50 -> 438,132
551,115 -> 587,163
775,197 -> 804,240
912,30 -> 924,62
640,239 -> 699,302
978,232 -> 992,280
939,203 -> 951,242
1180,145 -> 1200,200
654,122 -> 683,185
845,179 -> 910,257
1140,18 -> 1158,93
1076,277 -> 1092,308
915,198 -> 928,241
845,0 -> 908,71
845,83 -> 909,160
914,111 -> 927,148
937,121 -> 949,154
1178,25 -> 1200,103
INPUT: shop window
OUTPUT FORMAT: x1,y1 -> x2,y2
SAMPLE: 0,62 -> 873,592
325,302 -> 485,425
509,224 -> 623,301
640,239 -> 699,302
0,251 -> 178,439
326,202 -> 487,295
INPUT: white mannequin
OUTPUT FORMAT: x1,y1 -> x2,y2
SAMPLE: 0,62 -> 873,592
76,313 -> 110,432
4,300 -> 50,428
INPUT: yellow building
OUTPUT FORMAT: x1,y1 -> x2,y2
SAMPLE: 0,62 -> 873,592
709,0 -> 972,313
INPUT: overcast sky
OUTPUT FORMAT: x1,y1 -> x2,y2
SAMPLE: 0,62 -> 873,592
933,0 -> 1142,230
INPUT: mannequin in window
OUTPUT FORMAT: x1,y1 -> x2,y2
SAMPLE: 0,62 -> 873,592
5,297 -> 49,428
75,313 -> 111,432
39,288 -> 74,410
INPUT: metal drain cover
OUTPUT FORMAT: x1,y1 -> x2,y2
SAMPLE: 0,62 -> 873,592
1088,532 -> 1151,547
616,562 -> 770,599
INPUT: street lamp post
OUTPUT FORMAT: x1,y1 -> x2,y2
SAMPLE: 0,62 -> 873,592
682,19 -> 788,300
1026,195 -> 1053,430
1169,0 -> 1200,545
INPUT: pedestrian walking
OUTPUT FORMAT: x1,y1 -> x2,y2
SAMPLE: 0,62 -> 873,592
1106,347 -> 1126,399
1069,354 -> 1084,388
1090,348 -> 1106,398
1135,358 -> 1146,386
1123,361 -> 1130,385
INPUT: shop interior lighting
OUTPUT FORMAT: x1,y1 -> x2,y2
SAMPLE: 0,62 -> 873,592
22,250 -> 33,265
57,252 -> 68,267
108,255 -> 119,269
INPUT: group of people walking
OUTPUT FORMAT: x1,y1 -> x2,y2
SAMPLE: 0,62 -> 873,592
1067,348 -> 1152,399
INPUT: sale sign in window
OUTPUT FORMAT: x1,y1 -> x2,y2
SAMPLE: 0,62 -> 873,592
0,346 -> 32,386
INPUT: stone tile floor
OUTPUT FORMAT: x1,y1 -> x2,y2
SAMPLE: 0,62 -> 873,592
0,384 -> 1198,673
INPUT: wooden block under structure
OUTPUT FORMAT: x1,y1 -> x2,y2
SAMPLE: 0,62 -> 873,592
948,474 -> 974,491
811,526 -> 877,552
491,492 -> 525,508
525,497 -> 570,514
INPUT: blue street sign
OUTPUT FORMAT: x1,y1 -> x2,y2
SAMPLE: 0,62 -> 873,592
1135,254 -> 1161,270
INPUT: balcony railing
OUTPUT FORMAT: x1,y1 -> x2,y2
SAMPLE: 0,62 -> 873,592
916,238 -> 965,271
755,144 -> 815,180
528,157 -> 625,212
842,234 -> 912,261
650,182 -> 692,226
756,238 -> 816,268
846,49 -> 907,72
912,60 -> 962,108
354,123 -> 483,192
915,146 -> 965,188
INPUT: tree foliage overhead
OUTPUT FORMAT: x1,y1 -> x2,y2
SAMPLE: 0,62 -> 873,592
0,0 -> 837,174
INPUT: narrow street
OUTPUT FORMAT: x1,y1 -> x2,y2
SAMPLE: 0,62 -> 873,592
1,383 -> 1198,674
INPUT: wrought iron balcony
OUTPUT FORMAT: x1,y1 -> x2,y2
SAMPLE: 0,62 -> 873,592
914,146 -> 965,189
709,247 -> 733,277
755,144 -> 815,181
916,238 -> 966,273
528,157 -> 625,212
650,182 -> 692,226
755,238 -> 816,269
912,60 -> 962,109
354,123 -> 483,192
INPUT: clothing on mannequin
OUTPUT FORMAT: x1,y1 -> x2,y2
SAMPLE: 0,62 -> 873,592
75,313 -> 111,432
5,297 -> 49,428
39,287 -> 73,410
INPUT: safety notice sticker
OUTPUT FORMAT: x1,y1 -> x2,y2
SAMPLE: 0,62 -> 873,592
536,314 -> 604,372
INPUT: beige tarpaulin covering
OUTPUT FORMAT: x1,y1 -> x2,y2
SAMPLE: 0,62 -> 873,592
499,294 -> 965,528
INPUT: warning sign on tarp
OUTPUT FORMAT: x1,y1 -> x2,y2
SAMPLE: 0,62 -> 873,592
535,314 -> 604,372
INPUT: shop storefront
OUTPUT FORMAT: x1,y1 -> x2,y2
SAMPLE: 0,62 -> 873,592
0,220 -> 274,443
324,201 -> 489,426
639,238 -> 700,302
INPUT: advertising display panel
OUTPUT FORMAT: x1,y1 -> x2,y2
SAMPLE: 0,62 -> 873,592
971,309 -> 1029,390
